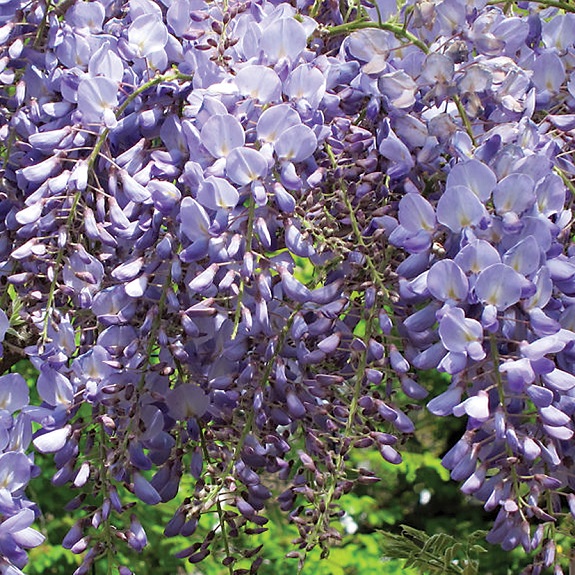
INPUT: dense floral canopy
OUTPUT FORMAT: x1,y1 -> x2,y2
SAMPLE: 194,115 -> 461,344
1,0 -> 575,573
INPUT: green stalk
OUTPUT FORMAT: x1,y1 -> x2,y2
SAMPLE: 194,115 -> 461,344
341,187 -> 391,302
453,95 -> 476,145
88,70 -> 193,170
487,0 -> 575,11
554,166 -> 575,197
326,20 -> 430,54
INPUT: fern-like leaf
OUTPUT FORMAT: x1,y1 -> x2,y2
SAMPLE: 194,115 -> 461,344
379,525 -> 487,575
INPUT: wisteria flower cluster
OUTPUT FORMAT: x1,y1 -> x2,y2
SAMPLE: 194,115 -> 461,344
1,0 -> 575,572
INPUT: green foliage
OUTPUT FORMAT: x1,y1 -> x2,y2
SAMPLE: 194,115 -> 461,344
379,524 -> 487,575
6,284 -> 26,333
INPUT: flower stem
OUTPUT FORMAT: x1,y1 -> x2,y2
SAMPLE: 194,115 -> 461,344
326,20 -> 430,54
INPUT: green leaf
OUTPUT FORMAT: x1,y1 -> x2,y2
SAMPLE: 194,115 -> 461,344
379,525 -> 488,575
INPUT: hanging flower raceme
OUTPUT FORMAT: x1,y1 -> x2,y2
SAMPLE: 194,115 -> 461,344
2,0 -> 575,573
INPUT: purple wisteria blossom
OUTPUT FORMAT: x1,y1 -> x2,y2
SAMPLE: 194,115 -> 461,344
2,0 -> 575,573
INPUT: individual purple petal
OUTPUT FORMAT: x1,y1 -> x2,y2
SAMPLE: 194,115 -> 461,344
543,424 -> 573,440
279,267 -> 312,303
389,345 -> 410,374
33,425 -> 72,453
380,444 -> 402,465
502,236 -> 540,276
437,351 -> 468,375
180,197 -> 211,241
379,70 -> 417,108
400,375 -> 428,399
526,385 -> 553,408
125,275 -> 148,298
436,185 -> 487,232
547,256 -> 575,283
474,263 -> 523,310
128,13 -> 168,58
0,373 -> 29,413
493,173 -> 535,215
15,202 -> 42,225
111,258 -> 144,282
0,452 -> 30,492
200,114 -> 245,159
18,156 -> 61,185
393,408 -> 415,433
251,181 -> 267,205
235,65 -> 282,103
461,465 -> 486,495
274,124 -> 317,163
226,147 -> 268,185
28,126 -> 73,153
525,266 -> 553,310
127,515 -> 147,552
427,260 -> 468,302
378,125 -> 414,176
532,51 -> 565,95
284,64 -> 326,110
166,0 -> 191,35
133,472 -> 162,505
119,169 -> 150,203
260,17 -> 307,64
521,329 -> 575,360
403,302 -> 440,332
285,222 -> 315,257
197,176 -> 239,210
446,159 -> 496,202
438,307 -> 485,359
535,172 -> 565,216
37,368 -> 73,407
412,341 -> 448,369
257,104 -> 301,144
542,369 -> 575,392
77,77 -> 118,127
286,392 -> 306,419
280,161 -> 301,190
188,264 -> 218,293
454,239 -> 501,274
427,386 -> 462,416
148,180 -> 181,214
529,308 -> 560,337
89,41 -> 124,82
523,437 -> 541,461
539,404 -> 570,427
346,28 -> 389,71
272,182 -> 296,213
166,384 -> 209,419
450,448 -> 478,482
317,333 -> 340,354
398,193 -> 436,232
